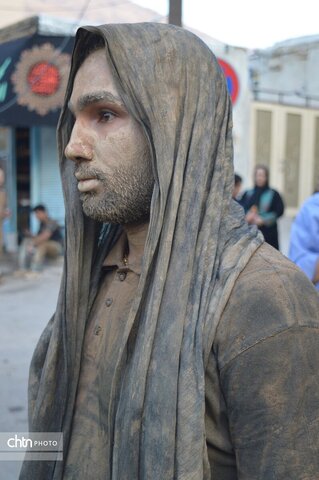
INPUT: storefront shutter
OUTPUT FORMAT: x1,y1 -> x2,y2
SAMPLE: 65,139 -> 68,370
31,126 -> 65,231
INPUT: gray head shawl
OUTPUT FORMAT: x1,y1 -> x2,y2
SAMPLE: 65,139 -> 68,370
20,23 -> 263,480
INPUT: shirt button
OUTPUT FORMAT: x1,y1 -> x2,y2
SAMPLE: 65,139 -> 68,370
94,325 -> 102,336
118,272 -> 127,281
105,298 -> 113,307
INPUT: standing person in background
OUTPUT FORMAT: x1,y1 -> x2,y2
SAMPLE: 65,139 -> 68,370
240,165 -> 284,249
289,189 -> 319,291
232,173 -> 242,202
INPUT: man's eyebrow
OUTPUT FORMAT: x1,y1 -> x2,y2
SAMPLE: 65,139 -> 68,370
68,91 -> 125,113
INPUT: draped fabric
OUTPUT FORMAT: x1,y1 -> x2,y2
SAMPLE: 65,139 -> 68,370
20,23 -> 263,480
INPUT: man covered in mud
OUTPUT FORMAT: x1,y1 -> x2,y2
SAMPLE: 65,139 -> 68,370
20,24 -> 319,480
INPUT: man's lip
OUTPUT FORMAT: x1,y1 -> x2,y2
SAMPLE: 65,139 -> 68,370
77,178 -> 100,193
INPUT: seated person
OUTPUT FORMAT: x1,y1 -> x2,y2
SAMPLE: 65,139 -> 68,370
18,204 -> 63,271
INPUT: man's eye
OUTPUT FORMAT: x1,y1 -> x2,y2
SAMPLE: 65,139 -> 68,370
99,110 -> 116,122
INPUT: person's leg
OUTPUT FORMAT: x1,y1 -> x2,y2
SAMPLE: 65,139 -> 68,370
31,241 -> 62,271
45,241 -> 62,259
18,238 -> 34,270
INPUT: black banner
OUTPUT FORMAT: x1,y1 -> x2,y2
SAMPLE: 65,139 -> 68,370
0,34 -> 74,127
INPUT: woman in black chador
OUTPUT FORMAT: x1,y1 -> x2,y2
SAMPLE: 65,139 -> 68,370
240,165 -> 284,249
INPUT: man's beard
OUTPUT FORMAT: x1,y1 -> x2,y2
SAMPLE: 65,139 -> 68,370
76,163 -> 154,225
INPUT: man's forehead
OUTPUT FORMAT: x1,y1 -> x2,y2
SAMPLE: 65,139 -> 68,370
74,49 -> 109,79
69,49 -> 120,107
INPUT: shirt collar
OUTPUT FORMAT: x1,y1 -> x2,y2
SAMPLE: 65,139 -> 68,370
102,231 -> 142,275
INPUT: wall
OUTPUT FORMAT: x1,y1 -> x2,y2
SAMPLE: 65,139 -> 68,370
251,102 -> 319,215
249,36 -> 319,212
250,36 -> 319,109
207,42 -> 252,184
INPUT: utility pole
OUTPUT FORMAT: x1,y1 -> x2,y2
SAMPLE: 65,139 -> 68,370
169,0 -> 182,27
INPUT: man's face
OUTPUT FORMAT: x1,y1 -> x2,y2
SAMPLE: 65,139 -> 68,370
232,182 -> 242,199
34,210 -> 47,222
65,48 -> 154,224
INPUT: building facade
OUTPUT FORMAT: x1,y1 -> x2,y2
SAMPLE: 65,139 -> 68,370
0,17 -> 75,251
2,8 -> 318,251
1,16 -> 252,252
249,36 -> 319,215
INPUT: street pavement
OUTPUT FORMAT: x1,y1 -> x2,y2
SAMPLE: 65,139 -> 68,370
0,263 -> 62,480
0,216 -> 292,480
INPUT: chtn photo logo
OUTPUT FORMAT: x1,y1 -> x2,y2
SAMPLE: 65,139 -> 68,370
0,432 -> 63,461
7,434 -> 58,448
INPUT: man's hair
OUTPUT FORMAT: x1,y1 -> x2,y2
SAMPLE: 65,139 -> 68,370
77,33 -> 105,69
32,204 -> 47,213
234,173 -> 242,186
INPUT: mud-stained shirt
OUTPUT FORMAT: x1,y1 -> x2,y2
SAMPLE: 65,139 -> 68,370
63,233 -> 140,479
63,240 -> 319,479
206,243 -> 319,479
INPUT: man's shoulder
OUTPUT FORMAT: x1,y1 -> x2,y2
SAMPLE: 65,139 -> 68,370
237,243 -> 306,284
307,192 -> 319,204
214,243 -> 319,370
300,193 -> 319,216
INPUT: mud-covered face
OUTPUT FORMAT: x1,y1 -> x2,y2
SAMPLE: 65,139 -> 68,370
64,49 -> 154,224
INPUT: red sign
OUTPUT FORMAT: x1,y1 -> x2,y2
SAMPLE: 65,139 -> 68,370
11,43 -> 70,116
28,62 -> 60,96
217,59 -> 239,104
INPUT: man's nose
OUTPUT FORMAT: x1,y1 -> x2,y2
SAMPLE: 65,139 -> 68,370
64,121 -> 93,162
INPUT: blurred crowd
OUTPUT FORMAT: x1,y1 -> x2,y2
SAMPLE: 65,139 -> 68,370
234,165 -> 319,291
0,163 -> 318,291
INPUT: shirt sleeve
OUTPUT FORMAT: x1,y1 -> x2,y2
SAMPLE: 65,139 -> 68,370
219,327 -> 319,479
45,220 -> 58,234
289,199 -> 319,284
207,244 -> 319,479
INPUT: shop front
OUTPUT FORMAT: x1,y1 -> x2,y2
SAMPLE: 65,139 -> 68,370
0,16 -> 74,251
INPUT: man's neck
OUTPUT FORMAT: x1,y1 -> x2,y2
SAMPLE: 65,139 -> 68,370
123,222 -> 149,266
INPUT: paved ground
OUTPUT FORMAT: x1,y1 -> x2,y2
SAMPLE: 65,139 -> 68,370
0,216 -> 292,480
0,263 -> 62,480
